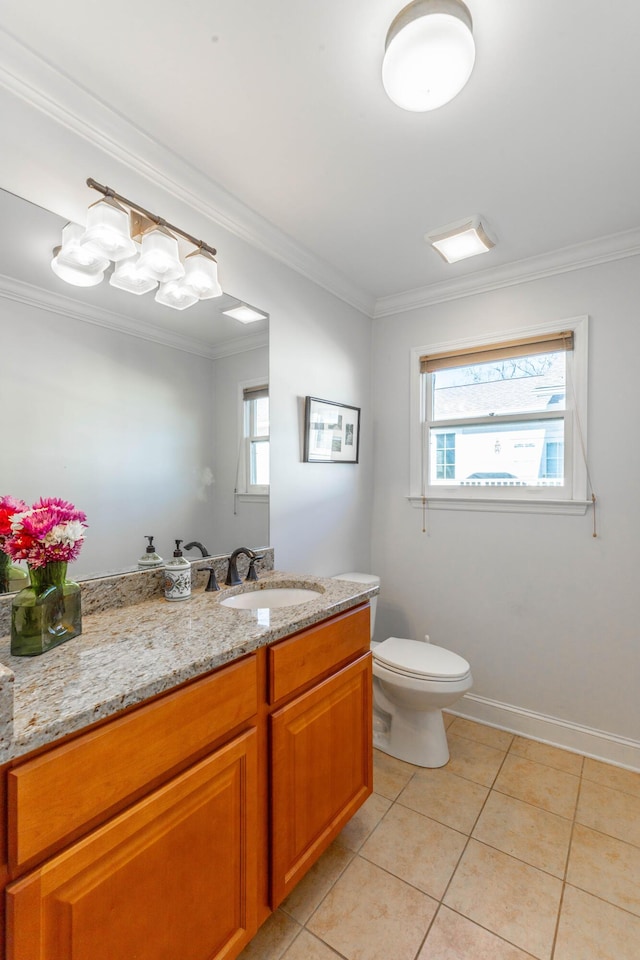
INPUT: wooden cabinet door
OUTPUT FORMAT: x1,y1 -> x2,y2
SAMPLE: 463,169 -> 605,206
6,729 -> 258,960
270,654 -> 372,906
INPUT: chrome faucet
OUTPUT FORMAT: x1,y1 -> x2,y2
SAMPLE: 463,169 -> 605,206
225,547 -> 264,586
183,541 -> 210,558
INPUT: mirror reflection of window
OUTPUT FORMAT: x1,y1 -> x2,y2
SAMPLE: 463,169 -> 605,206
242,385 -> 269,494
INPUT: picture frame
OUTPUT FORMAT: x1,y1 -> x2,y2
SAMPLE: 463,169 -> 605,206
303,396 -> 360,463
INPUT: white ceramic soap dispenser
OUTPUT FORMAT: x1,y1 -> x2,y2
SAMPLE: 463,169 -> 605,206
138,535 -> 164,568
163,539 -> 192,601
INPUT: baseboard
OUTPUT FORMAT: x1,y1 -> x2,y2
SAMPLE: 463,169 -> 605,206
449,693 -> 640,772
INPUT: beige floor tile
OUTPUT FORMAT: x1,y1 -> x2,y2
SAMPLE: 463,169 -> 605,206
494,753 -> 580,819
443,839 -> 562,959
418,906 -> 533,960
372,748 -> 417,800
446,734 -> 506,787
509,736 -> 583,776
397,766 -> 489,834
554,884 -> 640,960
582,757 -> 640,798
237,910 -> 301,960
443,711 -> 456,729
338,792 -> 392,852
307,856 -> 437,960
567,822 -> 640,915
281,930 -> 343,960
448,717 -> 514,751
280,841 -> 353,924
360,803 -> 467,899
472,791 -> 572,877
577,779 -> 640,848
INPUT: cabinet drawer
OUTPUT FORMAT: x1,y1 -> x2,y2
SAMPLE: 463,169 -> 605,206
268,604 -> 369,704
8,654 -> 258,874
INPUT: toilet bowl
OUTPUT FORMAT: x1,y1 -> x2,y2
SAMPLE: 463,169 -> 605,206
332,573 -> 473,768
372,636 -> 472,767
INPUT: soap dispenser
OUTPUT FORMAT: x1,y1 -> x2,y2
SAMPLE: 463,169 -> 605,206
164,539 -> 192,601
138,536 -> 164,569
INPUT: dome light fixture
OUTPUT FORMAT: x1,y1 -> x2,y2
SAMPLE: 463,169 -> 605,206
382,0 -> 475,112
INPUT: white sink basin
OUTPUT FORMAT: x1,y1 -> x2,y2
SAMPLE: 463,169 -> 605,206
221,587 -> 322,610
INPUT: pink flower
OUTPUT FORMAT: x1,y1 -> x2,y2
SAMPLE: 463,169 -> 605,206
4,497 -> 88,569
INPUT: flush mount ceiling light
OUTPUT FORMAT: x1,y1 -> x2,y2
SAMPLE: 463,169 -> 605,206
222,304 -> 269,324
382,0 -> 475,111
426,216 -> 495,263
51,178 -> 224,311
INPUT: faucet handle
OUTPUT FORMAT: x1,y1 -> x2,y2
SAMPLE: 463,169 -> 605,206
245,554 -> 265,581
201,566 -> 220,592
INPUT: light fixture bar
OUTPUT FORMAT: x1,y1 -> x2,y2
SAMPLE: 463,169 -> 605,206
86,178 -> 217,258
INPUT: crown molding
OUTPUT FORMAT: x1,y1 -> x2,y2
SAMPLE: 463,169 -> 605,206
0,273 -> 267,360
374,227 -> 640,317
0,29 -> 374,319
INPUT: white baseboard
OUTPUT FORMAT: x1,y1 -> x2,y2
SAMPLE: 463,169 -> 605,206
449,693 -> 640,772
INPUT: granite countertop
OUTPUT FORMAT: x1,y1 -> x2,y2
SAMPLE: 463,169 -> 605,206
0,571 -> 377,764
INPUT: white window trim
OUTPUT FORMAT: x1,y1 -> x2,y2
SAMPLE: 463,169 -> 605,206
408,315 -> 591,516
237,377 -> 270,499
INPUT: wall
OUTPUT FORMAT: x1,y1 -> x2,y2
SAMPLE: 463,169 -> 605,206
371,256 -> 640,767
1,295 -> 216,579
211,345 -> 269,554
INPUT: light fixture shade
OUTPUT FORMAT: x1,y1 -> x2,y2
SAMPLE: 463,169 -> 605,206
136,226 -> 185,282
182,249 -> 223,299
426,216 -> 495,263
382,0 -> 475,111
222,304 -> 268,324
109,242 -> 159,295
80,196 -> 137,261
155,279 -> 199,311
51,222 -> 109,287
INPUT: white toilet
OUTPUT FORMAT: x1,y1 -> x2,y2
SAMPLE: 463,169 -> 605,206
333,573 -> 473,768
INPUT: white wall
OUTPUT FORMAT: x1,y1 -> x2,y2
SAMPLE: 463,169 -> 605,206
372,256 -> 640,765
211,346 -> 269,554
1,296 -> 216,579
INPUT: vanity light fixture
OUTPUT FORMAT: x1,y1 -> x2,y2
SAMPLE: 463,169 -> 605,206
51,178 -> 223,310
221,303 -> 268,324
51,222 -> 109,287
425,215 -> 495,263
382,0 -> 475,112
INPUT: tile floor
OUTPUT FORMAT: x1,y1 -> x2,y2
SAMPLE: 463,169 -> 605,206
239,714 -> 640,960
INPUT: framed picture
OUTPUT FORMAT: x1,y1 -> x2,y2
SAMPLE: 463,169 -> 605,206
304,396 -> 361,463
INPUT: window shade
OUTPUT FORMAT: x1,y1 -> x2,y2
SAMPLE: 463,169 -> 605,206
420,331 -> 574,373
243,384 -> 269,401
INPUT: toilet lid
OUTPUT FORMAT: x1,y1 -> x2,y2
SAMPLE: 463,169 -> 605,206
373,637 -> 470,680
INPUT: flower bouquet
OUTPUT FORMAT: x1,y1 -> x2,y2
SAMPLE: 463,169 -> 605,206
0,495 -> 29,594
4,497 -> 88,656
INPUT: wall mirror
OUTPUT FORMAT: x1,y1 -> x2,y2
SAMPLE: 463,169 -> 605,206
0,187 -> 269,587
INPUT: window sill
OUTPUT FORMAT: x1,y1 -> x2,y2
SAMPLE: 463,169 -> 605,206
407,496 -> 591,516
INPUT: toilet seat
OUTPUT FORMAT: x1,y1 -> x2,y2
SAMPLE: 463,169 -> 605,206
373,636 -> 470,681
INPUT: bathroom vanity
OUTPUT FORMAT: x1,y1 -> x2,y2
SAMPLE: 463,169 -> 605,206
0,571 -> 375,960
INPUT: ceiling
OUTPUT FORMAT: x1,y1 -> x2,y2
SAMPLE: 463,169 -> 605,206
1,0 -> 639,314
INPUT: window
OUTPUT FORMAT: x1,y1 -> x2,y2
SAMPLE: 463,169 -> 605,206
409,318 -> 589,513
242,384 -> 269,496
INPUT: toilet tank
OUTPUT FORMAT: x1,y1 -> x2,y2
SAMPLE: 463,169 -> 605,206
332,573 -> 380,641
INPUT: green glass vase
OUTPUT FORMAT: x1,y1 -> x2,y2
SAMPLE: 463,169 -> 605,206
0,549 -> 29,594
11,561 -> 82,656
